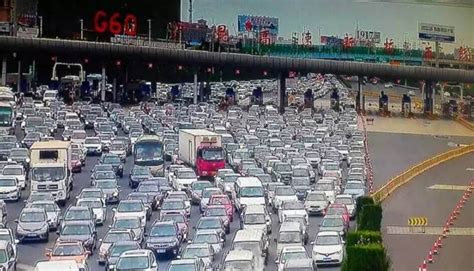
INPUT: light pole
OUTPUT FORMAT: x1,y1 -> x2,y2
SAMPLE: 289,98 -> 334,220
147,19 -> 152,45
79,19 -> 84,40
38,16 -> 43,38
189,0 -> 193,23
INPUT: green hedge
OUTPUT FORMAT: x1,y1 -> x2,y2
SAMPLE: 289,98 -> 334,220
358,204 -> 383,231
356,196 -> 375,225
342,243 -> 391,271
346,231 -> 383,247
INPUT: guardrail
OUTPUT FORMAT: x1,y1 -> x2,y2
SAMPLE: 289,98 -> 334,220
371,144 -> 474,203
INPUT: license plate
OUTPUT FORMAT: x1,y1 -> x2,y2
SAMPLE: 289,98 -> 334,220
156,249 -> 166,253
323,257 -> 332,261
28,233 -> 37,237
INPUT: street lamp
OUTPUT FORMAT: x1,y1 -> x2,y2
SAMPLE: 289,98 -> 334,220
38,16 -> 43,38
147,19 -> 152,45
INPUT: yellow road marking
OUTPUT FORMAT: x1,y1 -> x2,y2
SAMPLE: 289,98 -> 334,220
386,226 -> 474,236
427,184 -> 469,191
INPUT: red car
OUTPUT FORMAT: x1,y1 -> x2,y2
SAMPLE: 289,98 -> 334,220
71,153 -> 82,173
159,211 -> 190,241
208,194 -> 234,222
324,204 -> 350,226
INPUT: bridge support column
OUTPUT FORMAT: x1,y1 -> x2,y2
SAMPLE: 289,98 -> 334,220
278,72 -> 286,113
101,65 -> 106,102
112,78 -> 117,102
193,72 -> 198,104
1,58 -> 6,86
424,81 -> 434,114
358,77 -> 364,112
16,60 -> 21,92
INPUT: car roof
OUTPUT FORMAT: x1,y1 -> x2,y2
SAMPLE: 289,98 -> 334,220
233,229 -> 264,242
316,230 -> 340,237
225,249 -> 253,261
282,245 -> 306,252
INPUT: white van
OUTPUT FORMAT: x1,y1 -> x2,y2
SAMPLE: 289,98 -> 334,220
43,90 -> 58,104
232,229 -> 268,270
34,259 -> 88,271
233,177 -> 265,213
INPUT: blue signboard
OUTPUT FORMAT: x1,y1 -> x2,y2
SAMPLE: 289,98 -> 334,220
238,15 -> 278,36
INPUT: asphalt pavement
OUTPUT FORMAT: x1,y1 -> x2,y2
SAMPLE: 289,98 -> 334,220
382,152 -> 474,271
10,125 -> 346,271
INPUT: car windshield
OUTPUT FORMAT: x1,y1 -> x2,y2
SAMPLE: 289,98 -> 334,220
283,202 -> 304,210
346,183 -> 364,189
211,197 -> 230,205
322,217 -> 344,227
275,164 -> 292,172
20,211 -> 45,222
276,187 -> 295,196
169,263 -> 195,271
31,167 -> 65,181
335,198 -> 353,205
61,225 -> 91,235
326,207 -> 345,216
161,214 -> 185,223
233,241 -> 260,255
118,202 -> 143,212
245,214 -> 265,224
103,156 -> 120,164
293,178 -> 310,186
315,235 -> 341,245
198,219 -> 220,229
65,209 -> 90,220
150,224 -> 176,237
202,189 -> 220,198
293,168 -> 309,177
224,261 -> 252,270
133,167 -> 149,175
78,200 -> 102,209
178,171 -> 196,179
72,132 -> 86,139
10,149 -> 27,157
325,164 -> 339,171
110,244 -> 138,257
162,200 -> 185,210
134,142 -> 163,161
315,183 -> 334,191
95,180 -> 117,189
95,171 -> 116,179
138,184 -> 158,192
306,193 -> 326,201
85,138 -> 100,144
114,219 -> 140,229
0,251 -> 7,264
207,208 -> 226,217
202,148 -> 224,161
282,251 -> 308,261
105,232 -> 131,243
192,182 -> 212,191
117,256 -> 149,269
0,178 -> 15,186
3,168 -> 22,175
30,203 -> 56,212
279,231 -> 302,243
183,247 -> 211,258
81,191 -> 102,199
194,233 -> 218,244
52,244 -> 83,256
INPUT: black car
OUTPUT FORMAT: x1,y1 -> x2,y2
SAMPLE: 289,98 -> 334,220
99,153 -> 124,178
145,221 -> 182,259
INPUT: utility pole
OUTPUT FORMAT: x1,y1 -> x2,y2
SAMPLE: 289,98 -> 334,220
435,41 -> 440,68
189,0 -> 193,23
147,19 -> 152,46
38,16 -> 43,38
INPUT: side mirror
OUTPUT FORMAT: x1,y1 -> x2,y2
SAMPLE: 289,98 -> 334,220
112,208 -> 117,212
273,237 -> 277,242
151,263 -> 158,268
220,238 -> 225,243
98,239 -> 103,243
310,241 -> 315,245
187,240 -> 192,244
342,240 -> 346,244
14,219 -> 18,224
14,239 -> 19,244
275,259 -> 279,264
176,255 -> 181,259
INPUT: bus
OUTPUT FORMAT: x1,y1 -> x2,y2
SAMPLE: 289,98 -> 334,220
133,135 -> 164,176
0,102 -> 14,134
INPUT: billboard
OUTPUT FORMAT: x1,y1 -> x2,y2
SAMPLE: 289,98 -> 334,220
356,30 -> 381,44
418,23 -> 455,43
238,15 -> 278,36
320,36 -> 342,47
38,0 -> 180,40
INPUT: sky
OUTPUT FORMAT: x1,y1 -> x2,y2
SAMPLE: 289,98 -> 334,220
180,0 -> 473,51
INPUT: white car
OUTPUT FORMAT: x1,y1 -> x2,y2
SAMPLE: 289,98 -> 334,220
314,179 -> 337,203
84,137 -> 102,155
190,230 -> 224,255
2,165 -> 26,189
312,231 -> 344,266
408,90 -> 416,96
334,194 -> 356,219
272,186 -> 298,211
278,201 -> 308,224
384,82 -> 393,88
304,191 -> 330,216
172,168 -> 198,191
276,246 -> 310,271
76,198 -> 107,225
70,130 -> 87,145
0,177 -> 21,201
113,200 -> 147,227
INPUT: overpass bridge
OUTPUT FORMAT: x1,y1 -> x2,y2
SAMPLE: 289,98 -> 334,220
1,36 -> 473,111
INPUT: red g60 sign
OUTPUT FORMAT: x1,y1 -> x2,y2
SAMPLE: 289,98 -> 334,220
94,10 -> 138,36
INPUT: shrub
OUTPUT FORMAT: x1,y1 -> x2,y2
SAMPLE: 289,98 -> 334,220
358,204 -> 383,231
356,196 -> 375,225
345,243 -> 391,271
346,230 -> 383,247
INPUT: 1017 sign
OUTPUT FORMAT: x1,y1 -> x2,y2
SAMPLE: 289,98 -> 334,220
94,10 -> 138,36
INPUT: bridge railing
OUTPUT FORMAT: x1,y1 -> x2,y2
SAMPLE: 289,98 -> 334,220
371,144 -> 474,203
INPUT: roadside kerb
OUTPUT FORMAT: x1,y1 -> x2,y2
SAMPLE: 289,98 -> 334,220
371,144 -> 474,203
358,114 -> 375,193
455,116 -> 474,131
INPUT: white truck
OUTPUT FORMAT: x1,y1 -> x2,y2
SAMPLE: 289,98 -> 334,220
178,129 -> 225,178
30,141 -> 72,206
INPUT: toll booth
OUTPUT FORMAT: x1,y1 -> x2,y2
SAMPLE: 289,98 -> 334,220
251,87 -> 263,105
80,81 -> 91,98
304,89 -> 314,108
401,94 -> 412,117
330,88 -> 340,111
226,88 -> 236,105
379,92 -> 389,115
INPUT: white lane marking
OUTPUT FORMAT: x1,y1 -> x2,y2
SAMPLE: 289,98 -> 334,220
427,184 -> 469,191
386,226 -> 474,236
466,168 -> 474,171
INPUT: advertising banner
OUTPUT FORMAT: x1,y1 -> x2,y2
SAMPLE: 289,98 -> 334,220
356,30 -> 381,44
320,36 -> 342,47
418,23 -> 455,43
238,15 -> 278,36
111,35 -> 184,49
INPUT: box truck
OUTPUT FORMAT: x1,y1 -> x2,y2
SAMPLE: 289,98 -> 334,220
30,141 -> 72,206
178,129 -> 225,177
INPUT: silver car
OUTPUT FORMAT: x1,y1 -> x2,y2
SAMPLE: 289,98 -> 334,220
26,200 -> 61,230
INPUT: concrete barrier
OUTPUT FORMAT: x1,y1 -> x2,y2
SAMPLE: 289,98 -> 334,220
371,144 -> 474,203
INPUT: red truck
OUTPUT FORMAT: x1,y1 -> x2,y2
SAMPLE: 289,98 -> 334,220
178,129 -> 225,178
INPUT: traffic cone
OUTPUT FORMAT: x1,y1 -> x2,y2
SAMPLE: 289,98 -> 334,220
448,216 -> 454,225
421,260 -> 428,271
433,242 -> 438,254
437,237 -> 443,247
428,250 -> 434,263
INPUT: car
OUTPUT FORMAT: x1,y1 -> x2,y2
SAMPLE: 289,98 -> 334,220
110,216 -> 145,244
105,240 -> 141,271
26,200 -> 61,230
278,201 -> 308,225
109,140 -> 127,162
84,137 -> 102,155
168,258 -> 206,271
271,162 -> 293,184
7,148 -> 30,168
136,181 -> 163,210
98,229 -> 136,265
145,221 -> 182,258
189,229 -> 224,255
0,240 -> 17,271
45,240 -> 90,266
319,215 -> 347,237
384,82 -> 394,88
99,153 -> 124,178
304,191 -> 330,216
222,249 -> 257,271
15,207 -> 49,243
272,186 -> 298,212
76,198 -> 107,225
178,244 -> 215,271
161,198 -> 189,218
189,180 -> 213,204
199,188 -> 222,214
0,228 -> 17,257
159,212 -> 190,241
195,217 -> 226,242
57,221 -> 97,253
62,206 -> 96,226
76,188 -> 106,203
314,179 -> 337,203
71,152 -> 83,173
2,165 -> 26,190
204,205 -> 231,234
334,194 -> 356,219
129,165 -> 152,188
113,200 -> 147,227
93,178 -> 120,204
324,204 -> 350,227
343,180 -> 366,199
282,258 -> 317,271
171,168 -> 198,191
126,192 -> 153,219
208,194 -> 234,222
276,246 -> 310,271
115,249 -> 158,271
311,231 -> 344,266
